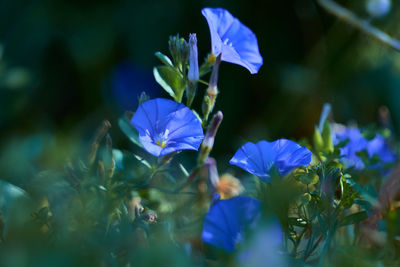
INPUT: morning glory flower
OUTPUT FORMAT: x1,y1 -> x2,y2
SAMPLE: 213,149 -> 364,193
367,134 -> 397,166
238,222 -> 285,266
333,126 -> 396,170
333,126 -> 367,170
130,98 -> 204,157
202,7 -> 263,74
229,139 -> 312,180
201,195 -> 261,252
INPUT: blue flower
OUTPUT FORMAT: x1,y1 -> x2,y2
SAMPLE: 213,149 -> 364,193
238,222 -> 285,266
229,139 -> 312,180
201,195 -> 261,252
130,98 -> 204,157
333,126 -> 367,169
110,61 -> 158,111
333,126 -> 396,170
202,7 -> 263,74
367,134 -> 397,166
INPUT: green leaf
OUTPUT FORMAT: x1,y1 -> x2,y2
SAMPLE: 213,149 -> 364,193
313,126 -> 324,152
321,121 -> 334,153
339,211 -> 368,227
118,116 -> 142,148
313,121 -> 333,155
179,164 -> 189,178
153,66 -> 186,102
155,52 -> 174,67
299,173 -> 319,185
133,154 -> 152,169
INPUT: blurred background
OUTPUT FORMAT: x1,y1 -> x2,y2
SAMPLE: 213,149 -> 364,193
1,0 -> 400,173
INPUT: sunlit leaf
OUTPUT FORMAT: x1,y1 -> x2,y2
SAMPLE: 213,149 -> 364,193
153,66 -> 186,101
155,52 -> 174,67
118,116 -> 142,148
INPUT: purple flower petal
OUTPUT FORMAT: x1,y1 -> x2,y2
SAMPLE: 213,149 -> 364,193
131,98 -> 204,157
202,7 -> 263,74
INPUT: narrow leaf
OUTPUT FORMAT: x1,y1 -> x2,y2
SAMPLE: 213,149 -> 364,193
118,116 -> 142,148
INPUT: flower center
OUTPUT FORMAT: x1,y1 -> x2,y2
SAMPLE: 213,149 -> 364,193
156,140 -> 166,148
154,129 -> 169,148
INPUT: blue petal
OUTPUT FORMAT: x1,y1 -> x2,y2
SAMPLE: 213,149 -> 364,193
333,127 -> 368,169
367,134 -> 396,163
229,141 -> 275,178
271,139 -> 312,177
202,196 -> 261,252
202,7 -> 263,74
130,98 -> 204,157
230,139 -> 311,179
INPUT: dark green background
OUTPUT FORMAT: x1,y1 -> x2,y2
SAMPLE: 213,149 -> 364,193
1,0 -> 400,165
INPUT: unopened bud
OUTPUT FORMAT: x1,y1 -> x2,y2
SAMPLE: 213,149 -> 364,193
198,111 -> 223,165
186,34 -> 199,107
188,34 -> 199,83
202,54 -> 221,125
206,54 -> 221,97
204,157 -> 219,188
168,34 -> 189,72
138,91 -> 150,105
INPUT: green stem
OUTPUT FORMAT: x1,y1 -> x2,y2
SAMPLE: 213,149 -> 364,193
316,0 -> 400,52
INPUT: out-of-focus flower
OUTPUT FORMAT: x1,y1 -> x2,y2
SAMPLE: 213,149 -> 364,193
110,61 -> 158,111
238,222 -> 286,267
130,98 -> 204,157
333,126 -> 396,170
229,139 -> 312,180
201,196 -> 261,252
367,134 -> 397,166
366,0 -> 391,18
201,7 -> 263,74
333,126 -> 367,170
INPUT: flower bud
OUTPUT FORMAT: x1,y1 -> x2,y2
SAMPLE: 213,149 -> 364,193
188,34 -> 199,84
138,91 -> 150,105
168,34 -> 189,72
198,111 -> 223,165
186,34 -> 199,107
204,157 -> 219,188
202,54 -> 221,126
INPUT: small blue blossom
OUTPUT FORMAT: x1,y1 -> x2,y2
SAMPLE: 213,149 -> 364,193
333,126 -> 367,170
333,126 -> 396,170
201,196 -> 261,252
367,134 -> 397,166
229,139 -> 312,180
202,7 -> 263,74
130,98 -> 204,157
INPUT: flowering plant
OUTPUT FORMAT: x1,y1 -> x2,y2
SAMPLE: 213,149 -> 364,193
1,5 -> 400,267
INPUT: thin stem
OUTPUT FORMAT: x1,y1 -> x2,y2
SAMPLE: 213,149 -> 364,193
316,0 -> 400,52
